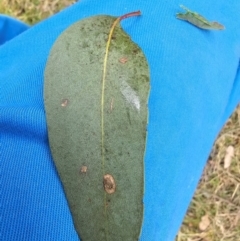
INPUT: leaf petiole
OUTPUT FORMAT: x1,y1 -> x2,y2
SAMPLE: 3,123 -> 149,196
119,10 -> 141,21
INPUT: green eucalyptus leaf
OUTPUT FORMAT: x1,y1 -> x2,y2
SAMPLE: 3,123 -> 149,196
176,5 -> 225,30
44,12 -> 149,241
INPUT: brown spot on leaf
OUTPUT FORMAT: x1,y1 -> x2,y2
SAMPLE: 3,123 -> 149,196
119,57 -> 128,64
80,165 -> 88,173
103,174 -> 116,194
61,99 -> 69,107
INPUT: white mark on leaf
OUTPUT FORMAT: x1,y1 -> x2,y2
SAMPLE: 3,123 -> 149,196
61,99 -> 69,107
120,80 -> 140,111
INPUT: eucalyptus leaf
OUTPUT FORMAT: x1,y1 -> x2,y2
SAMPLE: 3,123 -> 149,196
44,11 -> 149,241
176,5 -> 225,30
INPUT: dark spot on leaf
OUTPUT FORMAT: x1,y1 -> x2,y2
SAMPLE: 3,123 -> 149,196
82,41 -> 88,48
133,48 -> 139,54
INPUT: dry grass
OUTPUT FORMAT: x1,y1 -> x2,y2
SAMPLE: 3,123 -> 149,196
177,107 -> 240,241
0,0 -> 75,24
1,1 -> 239,240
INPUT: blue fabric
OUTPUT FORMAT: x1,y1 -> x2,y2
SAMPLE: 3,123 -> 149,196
0,15 -> 29,45
1,1 -> 240,240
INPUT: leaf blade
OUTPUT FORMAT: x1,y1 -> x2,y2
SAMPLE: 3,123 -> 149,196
44,13 -> 149,241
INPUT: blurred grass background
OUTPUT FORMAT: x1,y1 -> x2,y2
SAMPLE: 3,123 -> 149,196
1,1 -> 240,240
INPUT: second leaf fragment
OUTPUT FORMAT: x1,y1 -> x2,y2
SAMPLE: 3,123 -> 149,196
176,5 -> 225,30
